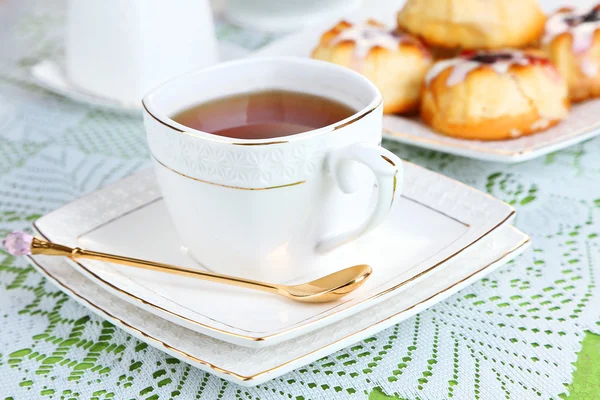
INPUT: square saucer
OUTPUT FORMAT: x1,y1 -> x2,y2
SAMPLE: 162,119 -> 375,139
33,163 -> 515,348
28,224 -> 529,386
252,5 -> 600,163
29,43 -> 250,114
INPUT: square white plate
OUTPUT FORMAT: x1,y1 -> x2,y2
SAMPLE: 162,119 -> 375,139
252,4 -> 600,163
28,224 -> 529,386
33,163 -> 515,348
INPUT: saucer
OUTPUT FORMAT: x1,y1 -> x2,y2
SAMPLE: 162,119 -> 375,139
253,4 -> 600,163
29,43 -> 249,114
30,60 -> 142,114
33,163 -> 515,348
28,225 -> 529,386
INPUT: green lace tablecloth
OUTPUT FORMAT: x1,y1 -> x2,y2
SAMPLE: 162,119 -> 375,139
0,2 -> 599,399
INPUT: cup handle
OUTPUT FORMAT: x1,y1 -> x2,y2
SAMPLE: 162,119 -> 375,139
316,142 -> 403,253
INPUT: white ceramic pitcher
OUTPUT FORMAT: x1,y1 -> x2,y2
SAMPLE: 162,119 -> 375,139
65,0 -> 218,106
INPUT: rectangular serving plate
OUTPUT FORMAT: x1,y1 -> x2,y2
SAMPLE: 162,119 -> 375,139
252,2 -> 600,163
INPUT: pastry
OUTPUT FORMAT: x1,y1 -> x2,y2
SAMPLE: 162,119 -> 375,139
543,5 -> 600,102
397,0 -> 546,50
421,50 -> 570,140
312,20 -> 432,114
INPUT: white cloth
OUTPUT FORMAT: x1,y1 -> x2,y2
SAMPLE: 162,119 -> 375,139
0,1 -> 598,399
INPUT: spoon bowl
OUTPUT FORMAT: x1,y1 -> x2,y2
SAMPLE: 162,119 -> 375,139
282,264 -> 372,303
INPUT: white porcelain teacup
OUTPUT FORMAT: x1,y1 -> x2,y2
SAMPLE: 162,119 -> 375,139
226,0 -> 361,33
142,57 -> 402,282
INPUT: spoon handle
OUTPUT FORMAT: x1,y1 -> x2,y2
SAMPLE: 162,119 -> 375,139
30,237 -> 281,295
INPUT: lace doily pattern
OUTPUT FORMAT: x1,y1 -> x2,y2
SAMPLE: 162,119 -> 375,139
0,2 -> 598,399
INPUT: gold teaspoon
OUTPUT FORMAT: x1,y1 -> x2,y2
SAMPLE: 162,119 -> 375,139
4,232 -> 372,303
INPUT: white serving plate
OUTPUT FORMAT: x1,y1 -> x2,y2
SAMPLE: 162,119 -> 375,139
252,2 -> 600,163
28,224 -> 529,386
33,164 -> 515,348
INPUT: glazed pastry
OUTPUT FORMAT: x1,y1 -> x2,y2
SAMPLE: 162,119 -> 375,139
543,5 -> 600,102
312,20 -> 432,114
397,0 -> 546,50
421,50 -> 570,140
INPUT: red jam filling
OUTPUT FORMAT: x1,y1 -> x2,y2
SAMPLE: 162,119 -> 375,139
459,50 -> 552,67
564,6 -> 600,27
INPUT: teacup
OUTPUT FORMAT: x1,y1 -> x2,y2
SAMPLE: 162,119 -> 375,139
142,57 -> 402,282
226,0 -> 361,33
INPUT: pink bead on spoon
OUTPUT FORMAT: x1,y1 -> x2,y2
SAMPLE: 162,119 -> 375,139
3,231 -> 34,256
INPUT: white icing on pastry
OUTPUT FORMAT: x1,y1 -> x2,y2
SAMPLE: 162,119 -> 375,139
544,6 -> 600,76
425,59 -> 463,86
530,119 -> 550,131
426,51 -> 534,87
331,23 -> 412,58
544,6 -> 600,53
580,56 -> 599,76
509,128 -> 522,138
